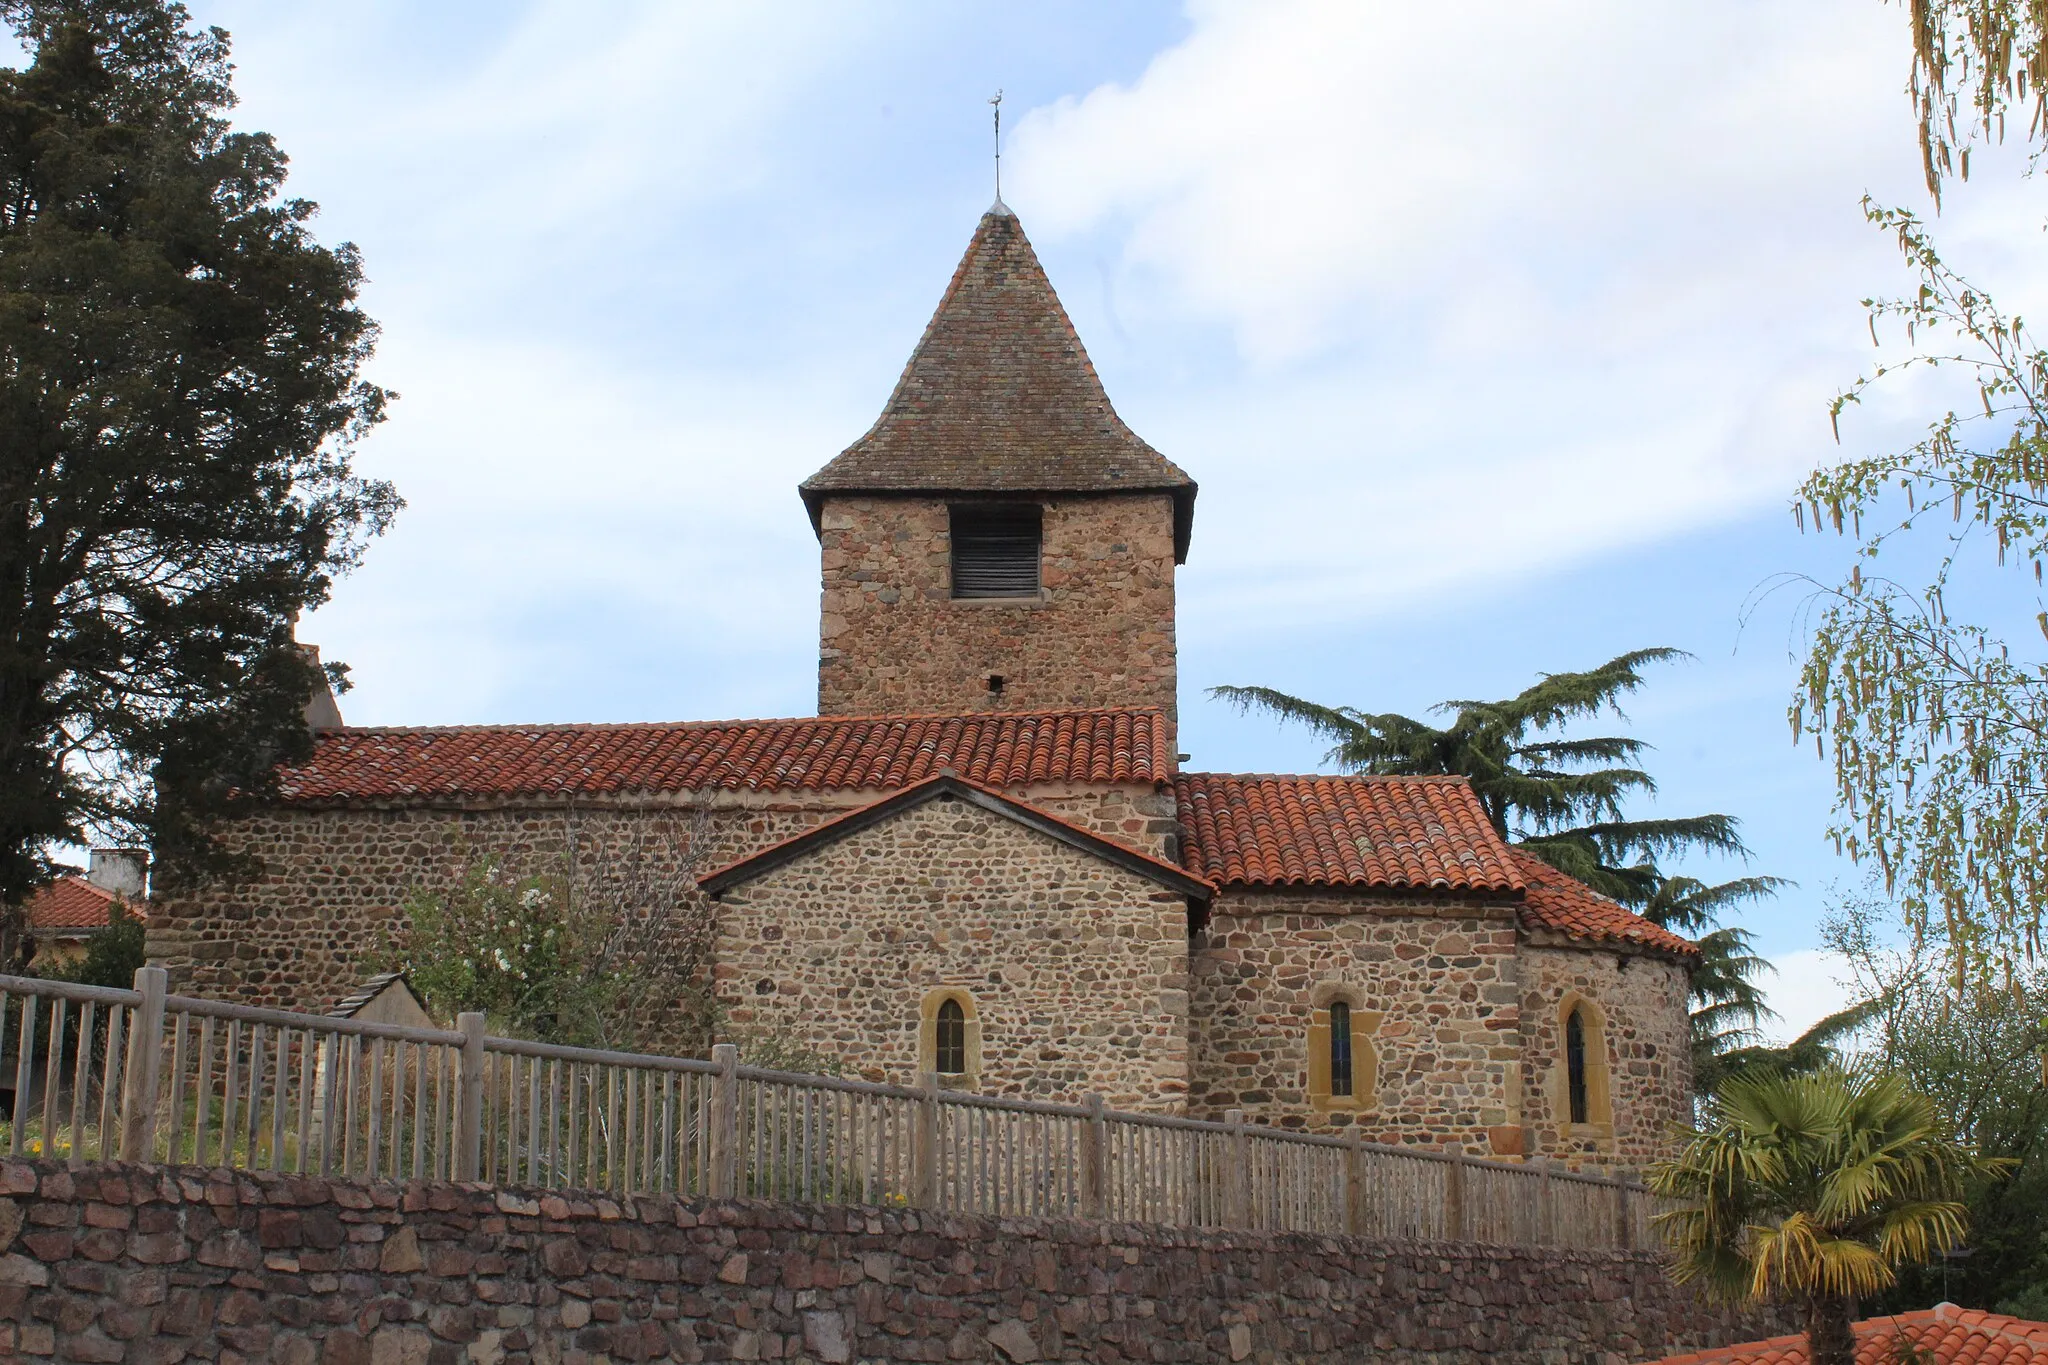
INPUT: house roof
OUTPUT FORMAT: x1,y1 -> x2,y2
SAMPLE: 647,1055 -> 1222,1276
1652,1305 -> 2048,1364
1172,773 -> 1527,893
24,876 -> 130,933
699,772 -> 1213,900
273,707 -> 1173,804
1509,849 -> 1699,958
800,205 -> 1198,561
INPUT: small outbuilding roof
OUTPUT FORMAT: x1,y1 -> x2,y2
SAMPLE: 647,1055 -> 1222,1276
24,876 -> 134,935
700,772 -> 1212,901
800,205 -> 1198,561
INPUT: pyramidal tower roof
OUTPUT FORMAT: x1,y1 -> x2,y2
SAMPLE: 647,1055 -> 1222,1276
801,202 -> 1197,560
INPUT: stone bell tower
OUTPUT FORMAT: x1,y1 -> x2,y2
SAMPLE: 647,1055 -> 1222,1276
800,202 -> 1196,721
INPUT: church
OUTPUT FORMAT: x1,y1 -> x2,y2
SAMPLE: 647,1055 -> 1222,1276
148,201 -> 1697,1171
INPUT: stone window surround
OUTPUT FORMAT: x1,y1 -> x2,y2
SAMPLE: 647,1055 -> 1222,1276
1305,980 -> 1382,1113
918,986 -> 983,1090
1550,990 -> 1615,1145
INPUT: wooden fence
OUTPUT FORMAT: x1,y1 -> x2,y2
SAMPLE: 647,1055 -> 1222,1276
0,969 -> 1657,1249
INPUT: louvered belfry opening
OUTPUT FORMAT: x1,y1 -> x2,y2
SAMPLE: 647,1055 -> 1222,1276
949,503 -> 1042,598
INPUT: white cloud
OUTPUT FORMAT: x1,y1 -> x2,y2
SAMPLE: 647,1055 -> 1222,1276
1002,0 -> 2028,629
1758,948 -> 1859,1046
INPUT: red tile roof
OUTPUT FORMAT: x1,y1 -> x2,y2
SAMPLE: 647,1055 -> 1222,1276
25,876 -> 127,932
275,708 -> 1173,803
700,773 -> 1212,900
1510,849 -> 1698,958
801,206 -> 1197,559
1172,773 -> 1526,893
1653,1306 -> 2048,1364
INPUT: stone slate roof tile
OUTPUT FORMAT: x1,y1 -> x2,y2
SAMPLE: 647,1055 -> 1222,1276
275,708 -> 1173,802
801,204 -> 1198,559
1652,1307 -> 2048,1363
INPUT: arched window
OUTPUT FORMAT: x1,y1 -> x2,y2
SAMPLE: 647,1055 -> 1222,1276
1329,1000 -> 1354,1098
936,998 -> 967,1076
1565,1005 -> 1590,1125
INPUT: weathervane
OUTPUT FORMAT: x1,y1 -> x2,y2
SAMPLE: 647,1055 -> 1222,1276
990,89 -> 1004,201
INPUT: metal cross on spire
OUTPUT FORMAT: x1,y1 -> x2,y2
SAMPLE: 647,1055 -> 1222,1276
990,90 -> 1004,203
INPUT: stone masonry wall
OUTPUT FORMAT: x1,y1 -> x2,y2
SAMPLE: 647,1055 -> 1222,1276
815,494 -> 1179,721
714,794 -> 1191,1110
1188,890 -> 1524,1154
1517,942 -> 1694,1171
147,784 -> 1173,1024
146,802 -> 831,1022
0,1159 -> 1796,1365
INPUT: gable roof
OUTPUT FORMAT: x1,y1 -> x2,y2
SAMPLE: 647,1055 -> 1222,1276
800,205 -> 1198,561
274,707 -> 1173,804
700,772 -> 1212,901
1172,773 -> 1526,893
1509,848 -> 1698,958
25,875 -> 130,933
1653,1305 -> 2048,1363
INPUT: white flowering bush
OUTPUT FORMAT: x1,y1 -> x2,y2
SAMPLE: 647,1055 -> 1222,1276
380,854 -> 708,1051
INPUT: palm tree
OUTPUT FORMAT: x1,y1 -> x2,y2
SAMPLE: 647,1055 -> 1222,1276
1212,648 -> 1745,906
1650,1068 -> 2007,1365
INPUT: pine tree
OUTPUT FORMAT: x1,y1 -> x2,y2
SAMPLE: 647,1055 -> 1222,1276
0,0 -> 397,954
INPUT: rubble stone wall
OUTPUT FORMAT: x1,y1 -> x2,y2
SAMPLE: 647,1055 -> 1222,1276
1517,942 -> 1695,1171
0,1160 -> 1795,1365
713,794 -> 1192,1110
814,494 -> 1180,722
145,784 -> 1169,1024
1187,889 -> 1526,1154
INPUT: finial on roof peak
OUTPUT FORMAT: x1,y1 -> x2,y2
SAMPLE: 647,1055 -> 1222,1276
989,195 -> 1014,218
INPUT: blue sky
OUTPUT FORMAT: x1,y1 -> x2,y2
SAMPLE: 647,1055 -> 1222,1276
164,0 -> 2048,1037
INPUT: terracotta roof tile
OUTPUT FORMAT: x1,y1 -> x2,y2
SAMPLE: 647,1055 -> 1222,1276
801,206 -> 1197,559
1510,849 -> 1699,958
1651,1306 -> 2048,1363
25,876 -> 130,931
275,708 -> 1173,803
700,773 -> 1212,900
1173,773 -> 1526,893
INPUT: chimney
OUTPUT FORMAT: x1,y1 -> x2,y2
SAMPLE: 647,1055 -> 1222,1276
300,643 -> 345,734
86,848 -> 148,900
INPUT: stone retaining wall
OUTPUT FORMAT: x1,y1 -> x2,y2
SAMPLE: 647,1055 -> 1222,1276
0,1161 -> 1789,1364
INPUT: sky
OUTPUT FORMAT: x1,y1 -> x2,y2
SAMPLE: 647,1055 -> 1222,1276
128,0 -> 2048,1039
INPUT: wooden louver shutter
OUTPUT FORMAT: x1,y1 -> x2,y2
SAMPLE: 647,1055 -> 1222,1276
950,505 -> 1042,598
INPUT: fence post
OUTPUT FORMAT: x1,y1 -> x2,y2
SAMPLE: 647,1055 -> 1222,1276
912,1072 -> 940,1209
1442,1144 -> 1467,1243
1080,1093 -> 1106,1219
708,1043 -> 739,1199
1536,1157 -> 1556,1245
1614,1178 -> 1637,1251
118,967 -> 167,1162
1225,1108 -> 1250,1229
1344,1132 -> 1365,1236
454,1011 -> 487,1181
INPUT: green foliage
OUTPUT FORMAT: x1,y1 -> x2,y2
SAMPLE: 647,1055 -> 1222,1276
1825,892 -> 2048,1318
379,856 -> 711,1055
0,0 -> 398,946
1650,1067 -> 2007,1365
1216,651 -> 1783,1086
1789,200 -> 2048,968
42,898 -> 144,989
